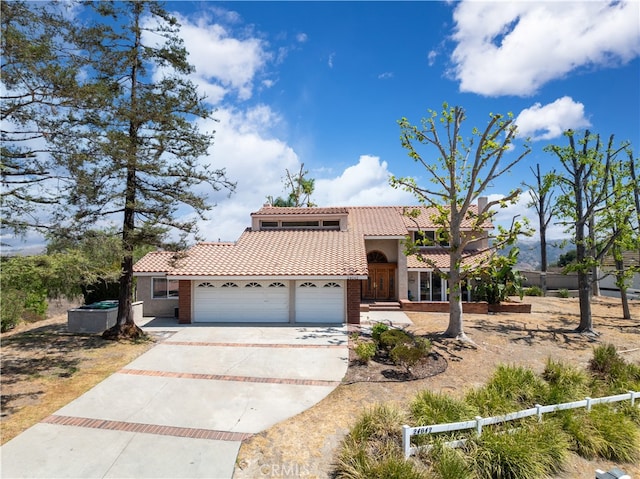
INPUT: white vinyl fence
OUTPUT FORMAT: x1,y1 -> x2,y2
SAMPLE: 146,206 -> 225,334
402,391 -> 639,458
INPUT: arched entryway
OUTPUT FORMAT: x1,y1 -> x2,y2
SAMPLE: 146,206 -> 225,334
362,251 -> 397,300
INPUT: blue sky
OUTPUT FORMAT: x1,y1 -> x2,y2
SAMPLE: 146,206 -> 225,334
4,1 -> 640,251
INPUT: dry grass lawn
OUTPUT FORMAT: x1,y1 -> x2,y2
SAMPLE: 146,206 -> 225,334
0,304 -> 156,445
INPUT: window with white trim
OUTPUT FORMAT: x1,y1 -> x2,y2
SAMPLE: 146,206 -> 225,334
152,277 -> 179,299
413,230 -> 449,247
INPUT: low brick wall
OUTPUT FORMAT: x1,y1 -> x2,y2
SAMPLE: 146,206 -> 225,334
400,300 -> 488,314
400,301 -> 531,314
488,303 -> 532,313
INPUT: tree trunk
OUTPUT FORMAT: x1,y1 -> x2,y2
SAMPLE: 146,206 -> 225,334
576,270 -> 594,332
540,225 -> 548,295
444,222 -> 466,339
615,258 -> 631,320
102,2 -> 145,341
575,223 -> 594,333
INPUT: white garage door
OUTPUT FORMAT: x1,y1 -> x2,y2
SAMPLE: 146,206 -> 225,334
193,280 -> 289,322
295,281 -> 345,323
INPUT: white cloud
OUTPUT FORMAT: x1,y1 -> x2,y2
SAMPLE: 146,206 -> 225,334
451,1 -> 640,96
515,97 -> 591,141
427,50 -> 438,66
328,52 -> 335,69
314,155 -> 416,207
173,14 -> 271,102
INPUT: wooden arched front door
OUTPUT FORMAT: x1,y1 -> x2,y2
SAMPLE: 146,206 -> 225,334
362,251 -> 397,300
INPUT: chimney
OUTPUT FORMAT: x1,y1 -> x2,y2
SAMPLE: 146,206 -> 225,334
478,196 -> 488,214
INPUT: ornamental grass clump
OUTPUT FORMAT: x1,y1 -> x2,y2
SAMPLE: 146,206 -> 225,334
557,406 -> 639,462
470,421 -> 570,479
334,403 -> 427,479
542,358 -> 591,404
589,343 -> 640,394
410,390 -> 478,446
421,441 -> 474,479
465,364 -> 548,415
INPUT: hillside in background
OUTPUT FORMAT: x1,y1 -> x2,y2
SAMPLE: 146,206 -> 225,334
502,239 -> 574,270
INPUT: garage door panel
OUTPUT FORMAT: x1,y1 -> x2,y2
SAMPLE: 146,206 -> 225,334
194,281 -> 289,322
295,281 -> 344,323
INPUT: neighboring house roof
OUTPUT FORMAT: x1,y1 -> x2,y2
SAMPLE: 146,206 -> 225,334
601,250 -> 640,270
134,205 -> 493,278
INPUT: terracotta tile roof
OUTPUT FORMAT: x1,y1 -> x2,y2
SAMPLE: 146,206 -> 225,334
399,205 -> 493,230
253,206 -> 349,216
133,251 -> 179,273
347,207 -> 408,236
407,249 -> 491,269
134,204 -> 493,277
166,229 -> 368,278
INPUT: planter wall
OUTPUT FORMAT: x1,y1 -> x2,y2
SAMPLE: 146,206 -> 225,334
399,300 -> 531,314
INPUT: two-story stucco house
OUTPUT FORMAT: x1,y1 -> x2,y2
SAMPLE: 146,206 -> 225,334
133,199 -> 492,324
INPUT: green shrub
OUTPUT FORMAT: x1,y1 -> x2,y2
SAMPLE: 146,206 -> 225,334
379,329 -> 413,350
471,421 -> 570,479
524,286 -> 543,296
542,358 -> 591,404
557,288 -> 569,298
466,364 -> 548,415
379,330 -> 431,373
355,341 -> 376,363
371,322 -> 389,342
0,288 -> 25,332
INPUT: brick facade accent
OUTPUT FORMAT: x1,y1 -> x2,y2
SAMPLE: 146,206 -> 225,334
400,300 -> 488,314
346,280 -> 361,324
399,301 -> 531,314
178,280 -> 192,324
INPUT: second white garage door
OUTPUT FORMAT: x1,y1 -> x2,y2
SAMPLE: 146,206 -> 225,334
193,280 -> 289,322
295,280 -> 345,323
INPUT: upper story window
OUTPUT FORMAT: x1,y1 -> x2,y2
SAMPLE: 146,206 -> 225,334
282,220 -> 320,228
413,230 -> 449,248
152,277 -> 179,299
259,218 -> 341,230
322,220 -> 340,229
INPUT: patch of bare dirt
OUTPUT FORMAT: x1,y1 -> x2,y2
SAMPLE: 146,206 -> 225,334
234,296 -> 640,479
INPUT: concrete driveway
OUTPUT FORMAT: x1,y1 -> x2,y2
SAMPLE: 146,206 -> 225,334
0,320 -> 348,479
